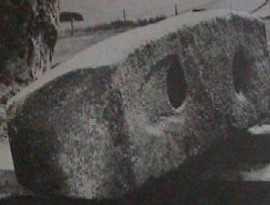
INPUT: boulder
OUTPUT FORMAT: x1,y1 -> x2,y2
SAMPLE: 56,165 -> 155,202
7,10 -> 270,199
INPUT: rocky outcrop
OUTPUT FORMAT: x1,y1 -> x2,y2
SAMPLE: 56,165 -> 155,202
0,0 -> 58,139
7,10 -> 270,200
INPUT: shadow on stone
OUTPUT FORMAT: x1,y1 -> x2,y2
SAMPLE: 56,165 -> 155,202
3,128 -> 270,204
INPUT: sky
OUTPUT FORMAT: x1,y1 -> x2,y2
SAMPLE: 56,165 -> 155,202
60,0 -> 268,26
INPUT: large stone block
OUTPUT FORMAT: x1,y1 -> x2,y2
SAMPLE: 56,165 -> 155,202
7,10 -> 270,199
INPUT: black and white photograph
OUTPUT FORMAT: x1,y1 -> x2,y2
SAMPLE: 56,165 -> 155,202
2,0 -> 270,204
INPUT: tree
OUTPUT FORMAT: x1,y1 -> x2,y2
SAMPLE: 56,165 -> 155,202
59,12 -> 84,35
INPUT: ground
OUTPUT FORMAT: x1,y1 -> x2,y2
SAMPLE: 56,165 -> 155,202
52,30 -> 123,67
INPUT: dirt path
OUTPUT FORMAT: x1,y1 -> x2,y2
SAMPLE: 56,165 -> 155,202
52,30 -> 124,68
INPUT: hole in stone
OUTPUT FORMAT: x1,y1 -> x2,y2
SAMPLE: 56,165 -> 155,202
232,49 -> 251,94
166,57 -> 187,109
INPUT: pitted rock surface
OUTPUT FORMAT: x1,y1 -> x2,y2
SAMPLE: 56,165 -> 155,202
8,10 -> 270,199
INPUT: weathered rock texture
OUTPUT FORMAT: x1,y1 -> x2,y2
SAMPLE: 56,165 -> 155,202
0,0 -> 58,139
7,10 -> 270,199
0,171 -> 32,199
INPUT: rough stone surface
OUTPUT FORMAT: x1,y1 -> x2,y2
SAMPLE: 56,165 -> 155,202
7,11 -> 270,199
0,0 -> 58,139
0,170 -> 32,199
0,105 -> 7,140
